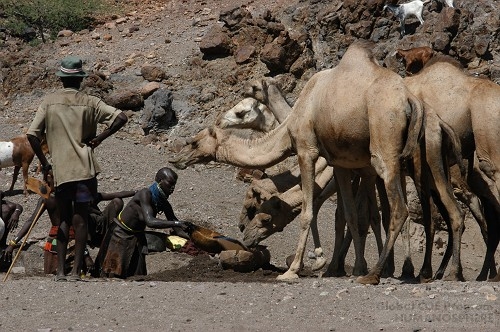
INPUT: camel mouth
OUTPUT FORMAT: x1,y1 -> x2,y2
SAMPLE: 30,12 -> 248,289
168,159 -> 188,170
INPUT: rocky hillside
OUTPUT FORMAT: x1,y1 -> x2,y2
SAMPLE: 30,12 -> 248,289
1,0 -> 499,147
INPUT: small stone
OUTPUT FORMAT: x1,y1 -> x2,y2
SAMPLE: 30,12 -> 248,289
478,285 -> 495,294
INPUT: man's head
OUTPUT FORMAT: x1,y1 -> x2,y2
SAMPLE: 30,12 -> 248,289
56,56 -> 88,88
155,167 -> 178,196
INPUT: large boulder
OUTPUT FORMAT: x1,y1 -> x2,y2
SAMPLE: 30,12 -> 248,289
141,88 -> 176,134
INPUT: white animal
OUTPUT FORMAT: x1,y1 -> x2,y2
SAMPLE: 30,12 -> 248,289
383,0 -> 431,37
442,0 -> 454,8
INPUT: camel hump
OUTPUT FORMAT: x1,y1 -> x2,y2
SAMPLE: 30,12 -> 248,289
400,93 -> 424,160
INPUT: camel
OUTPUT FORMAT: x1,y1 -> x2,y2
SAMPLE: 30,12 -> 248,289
221,69 -> 471,282
232,99 -> 467,281
170,40 -> 425,283
220,88 -> 387,276
404,56 -> 500,281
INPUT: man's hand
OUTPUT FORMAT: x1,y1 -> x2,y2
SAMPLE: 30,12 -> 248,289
7,215 -> 19,230
1,245 -> 14,263
85,137 -> 102,149
42,164 -> 52,182
172,221 -> 195,239
179,221 -> 195,234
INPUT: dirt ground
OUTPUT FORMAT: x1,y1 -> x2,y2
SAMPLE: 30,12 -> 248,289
0,0 -> 499,331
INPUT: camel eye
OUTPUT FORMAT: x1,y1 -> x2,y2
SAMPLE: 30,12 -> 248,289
260,216 -> 272,225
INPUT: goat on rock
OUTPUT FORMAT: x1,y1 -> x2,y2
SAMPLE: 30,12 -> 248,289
395,46 -> 434,74
383,0 -> 430,37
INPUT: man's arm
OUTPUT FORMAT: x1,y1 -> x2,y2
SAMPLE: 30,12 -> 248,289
98,190 -> 137,202
27,134 -> 50,170
87,112 -> 128,149
5,201 -> 23,231
1,197 -> 45,262
137,190 -> 184,230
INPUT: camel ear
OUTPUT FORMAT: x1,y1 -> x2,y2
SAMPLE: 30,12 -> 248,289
207,126 -> 218,138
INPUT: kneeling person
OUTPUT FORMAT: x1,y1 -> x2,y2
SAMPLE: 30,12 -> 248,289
95,167 -> 192,278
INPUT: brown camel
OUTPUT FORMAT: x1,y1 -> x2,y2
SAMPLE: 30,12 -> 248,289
170,40 -> 424,283
405,56 -> 500,281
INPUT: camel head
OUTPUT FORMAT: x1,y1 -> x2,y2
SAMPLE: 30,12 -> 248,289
238,185 -> 274,232
168,127 -> 218,169
243,77 -> 280,105
241,195 -> 297,247
217,97 -> 276,132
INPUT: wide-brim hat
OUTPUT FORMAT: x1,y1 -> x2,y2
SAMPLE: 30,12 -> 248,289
55,56 -> 88,77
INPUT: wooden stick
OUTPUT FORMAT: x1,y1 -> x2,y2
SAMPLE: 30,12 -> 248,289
3,201 -> 46,282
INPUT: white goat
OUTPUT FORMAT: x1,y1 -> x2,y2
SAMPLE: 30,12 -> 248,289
383,0 -> 430,37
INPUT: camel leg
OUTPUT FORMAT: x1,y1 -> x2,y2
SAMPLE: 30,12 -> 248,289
425,127 -> 465,282
310,176 -> 338,271
468,162 -> 500,280
367,178 -> 383,256
277,153 -> 317,281
400,220 -> 415,279
332,174 -> 371,276
377,177 -> 395,278
324,192 -> 347,277
335,167 -> 368,277
357,149 -> 408,284
432,195 -> 454,280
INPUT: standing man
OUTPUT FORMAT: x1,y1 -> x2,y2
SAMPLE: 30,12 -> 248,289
27,56 -> 128,281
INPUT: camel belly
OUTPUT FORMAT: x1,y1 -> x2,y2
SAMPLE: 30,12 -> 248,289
318,138 -> 372,169
0,142 -> 15,167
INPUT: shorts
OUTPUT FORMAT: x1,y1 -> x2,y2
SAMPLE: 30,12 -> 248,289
55,177 -> 98,203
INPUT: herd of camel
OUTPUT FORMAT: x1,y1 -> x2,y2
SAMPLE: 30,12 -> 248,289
169,40 -> 500,285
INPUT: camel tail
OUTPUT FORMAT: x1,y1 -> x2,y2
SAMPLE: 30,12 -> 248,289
439,119 -> 466,176
400,94 -> 424,160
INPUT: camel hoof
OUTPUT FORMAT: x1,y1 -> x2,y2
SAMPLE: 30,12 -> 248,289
487,274 -> 500,282
418,274 -> 433,283
285,254 -> 304,270
356,274 -> 380,285
352,266 -> 368,277
323,268 -> 347,278
443,273 -> 465,282
476,274 -> 488,282
277,271 -> 300,281
433,271 -> 445,280
311,256 -> 327,271
381,266 -> 395,279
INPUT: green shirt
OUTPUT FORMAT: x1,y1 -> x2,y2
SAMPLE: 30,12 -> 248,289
27,88 -> 120,186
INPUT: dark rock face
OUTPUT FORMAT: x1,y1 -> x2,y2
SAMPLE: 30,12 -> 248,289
141,88 -> 176,134
198,0 -> 500,80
